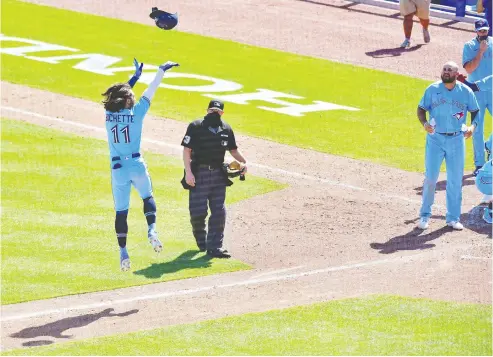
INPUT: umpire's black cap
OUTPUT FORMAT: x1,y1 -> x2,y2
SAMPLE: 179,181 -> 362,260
208,99 -> 225,111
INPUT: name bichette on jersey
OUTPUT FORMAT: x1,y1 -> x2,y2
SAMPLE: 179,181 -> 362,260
106,114 -> 135,123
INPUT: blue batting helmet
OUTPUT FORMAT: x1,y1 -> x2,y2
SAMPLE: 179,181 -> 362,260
150,7 -> 178,30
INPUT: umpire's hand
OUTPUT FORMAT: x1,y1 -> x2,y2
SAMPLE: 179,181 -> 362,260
185,171 -> 196,187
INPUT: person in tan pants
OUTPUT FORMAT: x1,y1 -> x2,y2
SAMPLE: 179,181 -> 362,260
399,0 -> 431,48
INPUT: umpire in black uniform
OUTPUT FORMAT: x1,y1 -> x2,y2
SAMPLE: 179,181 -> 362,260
181,99 -> 247,258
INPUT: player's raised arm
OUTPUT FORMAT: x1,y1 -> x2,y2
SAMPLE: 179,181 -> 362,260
128,58 -> 143,88
132,61 -> 179,119
142,61 -> 180,103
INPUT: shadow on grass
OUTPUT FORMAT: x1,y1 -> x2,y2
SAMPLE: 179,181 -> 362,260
11,308 -> 138,341
133,250 -> 213,279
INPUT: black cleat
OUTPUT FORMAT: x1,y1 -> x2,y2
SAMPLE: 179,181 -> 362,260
207,248 -> 231,258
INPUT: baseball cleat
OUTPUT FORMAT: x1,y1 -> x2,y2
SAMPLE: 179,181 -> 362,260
422,28 -> 430,43
400,39 -> 411,48
417,217 -> 429,230
148,230 -> 163,253
483,208 -> 492,224
120,248 -> 131,271
447,221 -> 464,230
480,195 -> 493,204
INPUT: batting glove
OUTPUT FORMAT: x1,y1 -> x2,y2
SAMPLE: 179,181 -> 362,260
159,61 -> 179,72
133,58 -> 143,77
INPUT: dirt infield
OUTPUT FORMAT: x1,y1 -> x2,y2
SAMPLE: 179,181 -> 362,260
1,0 -> 491,351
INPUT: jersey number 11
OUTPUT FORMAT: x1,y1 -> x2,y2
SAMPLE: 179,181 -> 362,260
111,125 -> 131,143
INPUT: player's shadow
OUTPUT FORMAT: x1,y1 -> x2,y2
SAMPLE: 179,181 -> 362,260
133,250 -> 213,279
414,174 -> 476,196
365,44 -> 423,58
462,205 -> 492,237
10,308 -> 139,342
370,224 -> 450,254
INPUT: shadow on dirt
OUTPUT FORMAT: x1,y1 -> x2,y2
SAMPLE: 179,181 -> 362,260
11,308 -> 138,341
414,174 -> 476,196
22,340 -> 54,347
373,208 -> 491,253
365,44 -> 423,58
133,250 -> 213,279
370,225 -> 450,254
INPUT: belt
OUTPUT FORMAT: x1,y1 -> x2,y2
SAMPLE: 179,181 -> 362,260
112,153 -> 140,161
197,164 -> 221,171
437,132 -> 461,137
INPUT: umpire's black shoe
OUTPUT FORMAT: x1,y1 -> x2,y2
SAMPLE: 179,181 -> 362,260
207,248 -> 231,258
473,166 -> 482,177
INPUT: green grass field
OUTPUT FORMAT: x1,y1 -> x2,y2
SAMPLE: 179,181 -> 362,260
4,295 -> 491,356
2,0 -> 489,172
1,119 -> 284,304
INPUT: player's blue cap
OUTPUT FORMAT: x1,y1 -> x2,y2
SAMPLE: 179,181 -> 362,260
475,19 -> 490,32
150,7 -> 178,30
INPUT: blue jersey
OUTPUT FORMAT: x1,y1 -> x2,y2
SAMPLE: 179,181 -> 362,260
105,96 -> 150,158
419,81 -> 479,133
462,37 -> 493,82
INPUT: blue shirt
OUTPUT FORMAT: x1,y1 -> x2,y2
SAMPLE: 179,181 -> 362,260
462,37 -> 493,82
105,96 -> 150,158
419,81 -> 479,133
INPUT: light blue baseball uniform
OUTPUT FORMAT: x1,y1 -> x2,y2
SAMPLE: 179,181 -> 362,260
106,96 -> 152,212
418,81 -> 479,223
475,159 -> 492,196
463,36 -> 493,166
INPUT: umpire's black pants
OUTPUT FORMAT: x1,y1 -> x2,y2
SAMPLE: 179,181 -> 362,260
189,167 -> 227,250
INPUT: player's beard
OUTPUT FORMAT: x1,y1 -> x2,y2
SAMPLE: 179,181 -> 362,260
478,35 -> 489,41
441,74 -> 456,83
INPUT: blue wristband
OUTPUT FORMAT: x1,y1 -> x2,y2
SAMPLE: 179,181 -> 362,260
128,75 -> 139,88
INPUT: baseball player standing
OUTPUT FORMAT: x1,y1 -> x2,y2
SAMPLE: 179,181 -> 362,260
462,19 -> 493,176
180,100 -> 247,258
417,61 -> 479,230
102,59 -> 179,271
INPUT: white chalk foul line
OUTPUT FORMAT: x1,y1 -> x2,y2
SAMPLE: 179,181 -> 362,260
2,254 -> 422,322
251,265 -> 306,278
2,106 -> 426,206
460,255 -> 491,260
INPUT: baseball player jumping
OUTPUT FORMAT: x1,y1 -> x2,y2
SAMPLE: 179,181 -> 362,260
102,58 -> 179,271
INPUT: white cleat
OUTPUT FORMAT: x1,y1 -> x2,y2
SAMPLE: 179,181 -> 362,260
120,248 -> 131,272
120,258 -> 131,272
417,217 -> 429,230
447,221 -> 464,230
480,195 -> 493,204
148,230 -> 163,253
